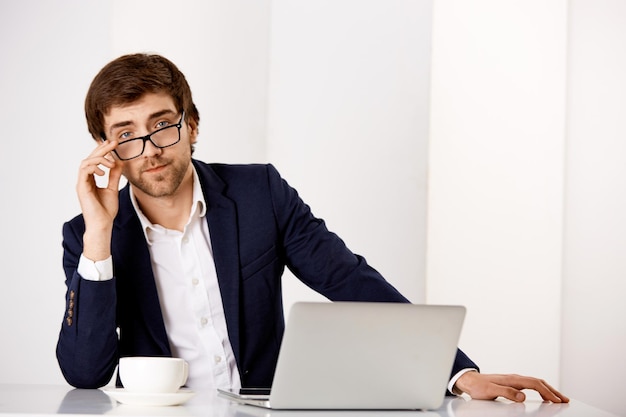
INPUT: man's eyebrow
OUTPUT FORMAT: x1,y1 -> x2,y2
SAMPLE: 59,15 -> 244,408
148,109 -> 177,121
107,109 -> 177,135
108,120 -> 133,133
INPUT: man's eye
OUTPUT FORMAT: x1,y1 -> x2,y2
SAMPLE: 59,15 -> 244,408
156,121 -> 170,129
119,132 -> 133,140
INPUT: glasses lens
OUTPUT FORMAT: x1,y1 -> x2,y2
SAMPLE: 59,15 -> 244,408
114,124 -> 181,160
116,139 -> 145,160
151,125 -> 180,148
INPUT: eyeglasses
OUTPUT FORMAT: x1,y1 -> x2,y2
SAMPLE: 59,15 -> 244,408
106,111 -> 185,161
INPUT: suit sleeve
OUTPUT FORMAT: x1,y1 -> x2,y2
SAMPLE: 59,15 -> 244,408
56,218 -> 119,388
265,164 -> 408,302
265,164 -> 479,385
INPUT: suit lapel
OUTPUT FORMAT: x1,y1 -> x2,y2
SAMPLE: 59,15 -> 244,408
194,161 -> 242,364
113,186 -> 171,356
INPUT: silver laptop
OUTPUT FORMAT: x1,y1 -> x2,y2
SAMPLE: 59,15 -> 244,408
218,301 -> 465,410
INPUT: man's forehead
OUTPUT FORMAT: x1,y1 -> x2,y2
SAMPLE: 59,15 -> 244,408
104,93 -> 177,128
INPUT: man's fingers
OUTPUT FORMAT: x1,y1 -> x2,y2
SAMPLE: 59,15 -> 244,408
499,387 -> 526,403
78,140 -> 120,183
478,383 -> 525,402
107,162 -> 124,191
86,140 -> 118,164
534,381 -> 569,403
489,375 -> 569,403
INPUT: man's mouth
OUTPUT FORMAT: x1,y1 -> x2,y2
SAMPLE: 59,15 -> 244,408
144,163 -> 167,174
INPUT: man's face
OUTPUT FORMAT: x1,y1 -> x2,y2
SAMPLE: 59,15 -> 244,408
103,92 -> 197,199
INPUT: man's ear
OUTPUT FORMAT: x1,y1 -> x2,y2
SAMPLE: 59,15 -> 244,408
188,120 -> 199,144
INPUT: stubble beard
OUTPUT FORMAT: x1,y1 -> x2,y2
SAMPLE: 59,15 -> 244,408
126,156 -> 191,198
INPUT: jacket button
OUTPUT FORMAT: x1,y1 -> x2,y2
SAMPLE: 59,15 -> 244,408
66,317 -> 73,326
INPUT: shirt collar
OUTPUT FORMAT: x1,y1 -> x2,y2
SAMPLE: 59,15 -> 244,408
130,165 -> 207,244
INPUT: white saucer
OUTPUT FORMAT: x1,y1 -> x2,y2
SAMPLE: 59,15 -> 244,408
102,388 -> 196,406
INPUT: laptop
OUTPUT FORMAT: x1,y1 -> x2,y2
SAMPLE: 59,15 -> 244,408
218,301 -> 466,410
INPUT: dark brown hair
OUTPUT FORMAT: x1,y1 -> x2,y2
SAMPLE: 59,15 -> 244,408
84,53 -> 199,140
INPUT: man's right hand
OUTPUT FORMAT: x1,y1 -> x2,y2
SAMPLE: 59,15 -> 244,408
76,139 -> 123,261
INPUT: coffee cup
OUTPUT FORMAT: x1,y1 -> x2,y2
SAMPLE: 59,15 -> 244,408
118,357 -> 189,393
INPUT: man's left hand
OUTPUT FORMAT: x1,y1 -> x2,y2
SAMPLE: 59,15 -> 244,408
454,372 -> 570,403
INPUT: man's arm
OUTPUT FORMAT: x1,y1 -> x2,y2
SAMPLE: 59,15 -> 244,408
264,164 -> 568,403
264,164 -> 479,381
57,139 -> 124,388
56,220 -> 119,388
265,164 -> 408,303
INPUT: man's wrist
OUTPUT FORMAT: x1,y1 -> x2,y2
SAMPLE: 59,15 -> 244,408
78,254 -> 114,281
448,368 -> 478,395
82,228 -> 113,261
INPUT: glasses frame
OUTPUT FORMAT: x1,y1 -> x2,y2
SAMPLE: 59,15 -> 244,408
103,111 -> 185,161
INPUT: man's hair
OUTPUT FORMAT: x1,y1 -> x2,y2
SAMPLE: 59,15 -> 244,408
85,53 -> 200,140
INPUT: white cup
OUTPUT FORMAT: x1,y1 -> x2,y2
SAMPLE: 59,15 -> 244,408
118,357 -> 189,393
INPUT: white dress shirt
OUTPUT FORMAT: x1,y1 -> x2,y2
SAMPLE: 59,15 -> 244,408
78,167 -> 241,391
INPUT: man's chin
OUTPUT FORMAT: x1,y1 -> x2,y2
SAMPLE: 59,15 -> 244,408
131,178 -> 179,198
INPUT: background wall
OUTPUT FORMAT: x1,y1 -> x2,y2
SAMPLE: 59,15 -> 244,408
427,0 -> 567,396
0,0 -> 111,386
0,1 -> 624,415
266,0 -> 432,309
562,0 -> 626,414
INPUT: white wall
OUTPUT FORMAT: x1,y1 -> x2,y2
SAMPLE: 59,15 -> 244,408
427,1 -> 625,414
427,0 -> 567,394
267,0 -> 432,311
0,0 -> 111,385
562,1 -> 626,415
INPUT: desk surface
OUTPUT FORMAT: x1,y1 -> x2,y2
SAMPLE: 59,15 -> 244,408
0,384 -> 618,417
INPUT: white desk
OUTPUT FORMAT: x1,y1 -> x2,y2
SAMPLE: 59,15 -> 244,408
0,384 -> 618,417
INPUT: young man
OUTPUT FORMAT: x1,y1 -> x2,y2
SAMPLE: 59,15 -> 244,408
57,53 -> 568,403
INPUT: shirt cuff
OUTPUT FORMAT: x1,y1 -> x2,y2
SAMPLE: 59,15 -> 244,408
77,254 -> 114,281
448,368 -> 478,395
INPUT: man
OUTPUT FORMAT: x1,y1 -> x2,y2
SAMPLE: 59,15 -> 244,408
57,53 -> 568,403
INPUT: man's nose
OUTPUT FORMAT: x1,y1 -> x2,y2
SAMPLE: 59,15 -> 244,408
142,138 -> 163,157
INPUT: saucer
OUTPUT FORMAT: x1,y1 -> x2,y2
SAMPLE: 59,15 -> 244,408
102,388 -> 196,406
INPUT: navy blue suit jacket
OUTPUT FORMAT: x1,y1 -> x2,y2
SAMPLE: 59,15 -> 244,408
57,161 -> 477,389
